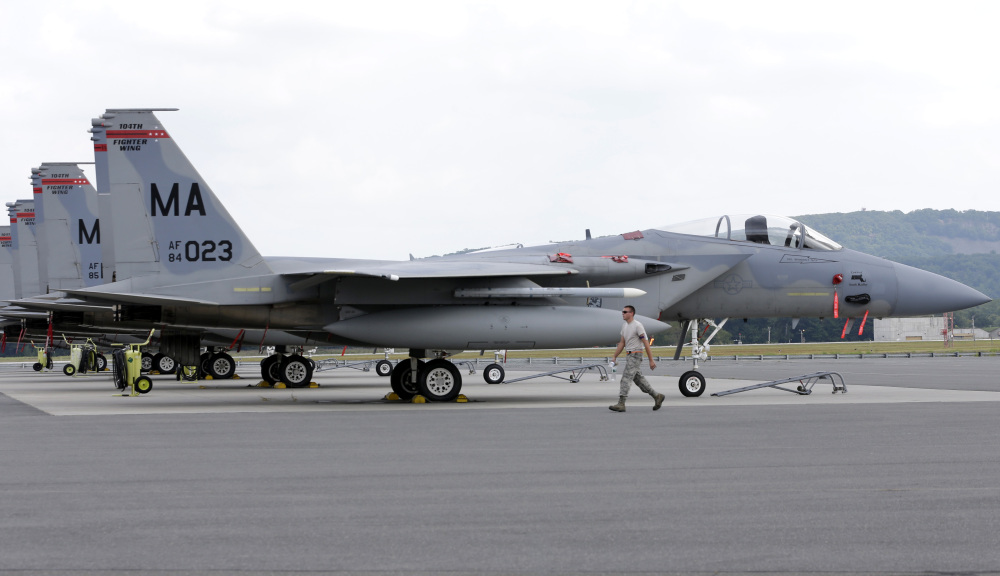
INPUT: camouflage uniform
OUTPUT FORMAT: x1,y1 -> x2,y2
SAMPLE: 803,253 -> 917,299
619,352 -> 654,397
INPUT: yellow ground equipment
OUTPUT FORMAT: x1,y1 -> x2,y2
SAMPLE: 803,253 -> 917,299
111,330 -> 155,396
31,342 -> 53,372
62,337 -> 102,376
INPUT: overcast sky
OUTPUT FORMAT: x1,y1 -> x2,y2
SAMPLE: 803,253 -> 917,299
2,1 -> 998,260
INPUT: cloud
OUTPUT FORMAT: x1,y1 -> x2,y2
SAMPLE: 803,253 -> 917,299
1,0 -> 998,259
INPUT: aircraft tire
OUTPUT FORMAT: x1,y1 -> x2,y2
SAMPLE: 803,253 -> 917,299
678,370 -> 706,397
153,353 -> 177,374
375,360 -> 393,377
260,355 -> 280,384
140,352 -> 154,373
63,364 -> 76,376
134,376 -> 153,394
200,352 -> 213,377
483,363 -> 505,384
33,363 -> 43,372
418,359 -> 462,402
280,354 -> 312,388
390,360 -> 423,400
96,354 -> 108,372
209,352 -> 236,379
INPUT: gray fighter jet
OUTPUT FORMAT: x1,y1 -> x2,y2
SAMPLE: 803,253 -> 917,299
8,162 -> 333,379
20,108 -> 990,401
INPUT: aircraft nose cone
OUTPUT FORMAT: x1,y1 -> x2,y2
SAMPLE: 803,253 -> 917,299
892,262 -> 991,316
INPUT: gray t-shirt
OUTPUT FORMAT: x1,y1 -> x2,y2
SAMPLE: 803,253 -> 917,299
621,319 -> 647,352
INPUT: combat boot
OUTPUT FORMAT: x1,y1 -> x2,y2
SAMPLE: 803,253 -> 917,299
652,392 -> 665,411
609,396 -> 626,412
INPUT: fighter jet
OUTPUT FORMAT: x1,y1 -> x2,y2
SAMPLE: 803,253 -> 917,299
10,162 -> 334,379
20,108 -> 989,401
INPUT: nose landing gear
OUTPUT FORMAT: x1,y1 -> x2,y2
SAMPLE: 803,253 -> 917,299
673,318 -> 729,397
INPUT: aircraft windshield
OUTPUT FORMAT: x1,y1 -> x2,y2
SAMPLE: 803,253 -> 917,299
660,214 -> 842,251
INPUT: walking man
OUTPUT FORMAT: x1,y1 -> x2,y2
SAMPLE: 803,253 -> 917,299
610,305 -> 664,412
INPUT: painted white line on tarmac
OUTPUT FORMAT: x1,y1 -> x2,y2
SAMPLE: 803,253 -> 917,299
3,368 -> 1000,416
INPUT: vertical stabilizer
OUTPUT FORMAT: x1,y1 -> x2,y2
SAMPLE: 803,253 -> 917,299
0,226 -> 14,304
30,169 -> 49,291
91,109 -> 270,282
90,118 -> 117,282
35,162 -> 103,289
6,200 -> 41,299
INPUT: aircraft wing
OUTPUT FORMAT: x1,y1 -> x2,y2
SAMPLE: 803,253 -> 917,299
59,289 -> 220,307
0,306 -> 50,320
11,297 -> 111,313
284,260 -> 579,291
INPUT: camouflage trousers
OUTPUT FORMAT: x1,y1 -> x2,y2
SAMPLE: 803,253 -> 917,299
619,353 -> 654,397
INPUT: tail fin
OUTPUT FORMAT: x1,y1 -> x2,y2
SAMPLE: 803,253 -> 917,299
89,108 -> 270,283
0,225 -> 14,304
6,200 -> 41,299
34,162 -> 103,290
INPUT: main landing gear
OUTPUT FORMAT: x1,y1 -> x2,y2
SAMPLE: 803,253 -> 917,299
259,349 -> 316,388
389,356 -> 463,402
199,350 -> 238,380
672,318 -> 729,397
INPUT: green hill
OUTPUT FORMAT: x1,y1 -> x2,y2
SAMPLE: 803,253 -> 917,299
797,209 -> 1000,262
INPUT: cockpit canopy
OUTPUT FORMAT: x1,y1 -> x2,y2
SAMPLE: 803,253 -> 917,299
660,214 -> 842,251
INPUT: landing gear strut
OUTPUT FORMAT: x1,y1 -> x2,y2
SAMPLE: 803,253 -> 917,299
673,318 -> 728,397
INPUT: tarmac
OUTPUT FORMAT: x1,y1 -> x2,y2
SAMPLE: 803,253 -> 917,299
1,356 -> 999,575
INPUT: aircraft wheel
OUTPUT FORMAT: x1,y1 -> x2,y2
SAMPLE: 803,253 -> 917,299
33,363 -> 43,372
679,370 -> 706,397
95,354 -> 108,372
209,352 -> 236,379
134,376 -> 153,394
375,359 -> 393,377
483,363 -> 505,384
260,355 -> 280,384
63,364 -> 76,376
153,353 -> 176,374
390,360 -> 423,400
419,359 -> 462,402
140,352 -> 154,373
200,352 -> 213,377
280,354 -> 312,388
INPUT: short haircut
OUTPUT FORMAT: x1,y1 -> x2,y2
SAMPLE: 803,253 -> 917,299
623,305 -> 636,314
